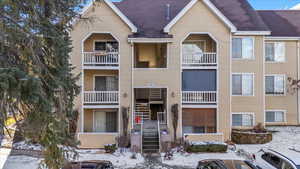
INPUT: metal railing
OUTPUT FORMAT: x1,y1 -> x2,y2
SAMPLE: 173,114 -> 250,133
83,51 -> 119,66
182,91 -> 217,104
157,112 -> 167,125
182,52 -> 217,65
84,91 -> 118,104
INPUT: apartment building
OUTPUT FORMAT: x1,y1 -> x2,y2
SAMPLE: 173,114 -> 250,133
70,0 -> 300,149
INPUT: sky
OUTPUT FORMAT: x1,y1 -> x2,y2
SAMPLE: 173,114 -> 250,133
247,0 -> 300,10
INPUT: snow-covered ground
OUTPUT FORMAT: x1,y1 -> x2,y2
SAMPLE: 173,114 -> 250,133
1,126 -> 300,169
236,126 -> 300,154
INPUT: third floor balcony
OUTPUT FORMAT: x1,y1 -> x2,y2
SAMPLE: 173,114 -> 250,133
83,33 -> 119,70
182,33 -> 217,69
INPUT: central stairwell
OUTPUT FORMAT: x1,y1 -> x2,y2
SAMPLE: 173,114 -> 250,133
142,121 -> 160,154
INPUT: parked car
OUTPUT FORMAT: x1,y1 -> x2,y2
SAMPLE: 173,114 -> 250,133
197,159 -> 261,169
62,160 -> 113,169
254,148 -> 300,169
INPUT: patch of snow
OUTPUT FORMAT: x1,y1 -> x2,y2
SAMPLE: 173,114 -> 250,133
162,151 -> 243,168
189,141 -> 227,146
0,148 -> 11,169
13,141 -> 43,151
236,126 -> 300,154
2,155 -> 42,169
78,149 -> 144,168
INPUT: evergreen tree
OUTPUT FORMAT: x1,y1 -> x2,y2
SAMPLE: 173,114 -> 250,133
0,0 -> 88,168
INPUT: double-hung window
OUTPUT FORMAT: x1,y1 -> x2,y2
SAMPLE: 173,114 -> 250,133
232,113 -> 254,127
265,42 -> 285,62
232,37 -> 254,59
266,111 -> 285,123
265,75 -> 285,95
232,73 -> 254,96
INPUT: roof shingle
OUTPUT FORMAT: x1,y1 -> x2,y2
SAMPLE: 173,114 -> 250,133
258,10 -> 300,37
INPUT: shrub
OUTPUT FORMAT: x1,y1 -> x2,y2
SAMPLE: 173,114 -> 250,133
186,142 -> 227,153
104,144 -> 117,153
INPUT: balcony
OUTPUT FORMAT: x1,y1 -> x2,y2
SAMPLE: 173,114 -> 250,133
82,33 -> 119,69
182,33 -> 217,69
84,91 -> 119,104
182,52 -> 217,66
182,91 -> 217,104
83,51 -> 119,69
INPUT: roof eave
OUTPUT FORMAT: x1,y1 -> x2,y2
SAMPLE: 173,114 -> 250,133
163,0 -> 237,33
73,0 -> 138,33
234,31 -> 272,36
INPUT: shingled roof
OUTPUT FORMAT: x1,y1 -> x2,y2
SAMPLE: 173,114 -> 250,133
258,10 -> 300,37
114,0 -> 270,38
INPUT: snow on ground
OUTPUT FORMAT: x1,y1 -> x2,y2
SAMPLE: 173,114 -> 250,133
1,148 -> 144,169
0,148 -> 11,169
236,126 -> 300,154
1,126 -> 300,169
77,149 -> 144,168
162,151 -> 243,168
13,141 -> 43,151
2,155 -> 42,169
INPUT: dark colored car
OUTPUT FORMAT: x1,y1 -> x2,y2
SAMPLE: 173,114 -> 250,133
197,160 -> 261,169
63,160 -> 114,169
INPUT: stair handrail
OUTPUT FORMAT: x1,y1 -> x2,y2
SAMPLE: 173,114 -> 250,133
157,118 -> 161,153
141,118 -> 143,154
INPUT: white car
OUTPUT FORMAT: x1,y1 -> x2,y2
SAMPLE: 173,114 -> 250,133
254,148 -> 300,169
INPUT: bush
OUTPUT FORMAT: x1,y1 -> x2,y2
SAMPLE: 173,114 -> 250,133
104,144 -> 117,153
186,143 -> 227,153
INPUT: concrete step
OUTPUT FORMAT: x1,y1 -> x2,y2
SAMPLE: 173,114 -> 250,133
143,149 -> 159,154
143,145 -> 159,150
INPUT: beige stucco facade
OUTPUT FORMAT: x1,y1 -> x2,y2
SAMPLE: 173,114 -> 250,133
70,0 -> 300,148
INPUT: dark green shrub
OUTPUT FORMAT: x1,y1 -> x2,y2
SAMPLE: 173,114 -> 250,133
104,144 -> 117,153
186,143 -> 227,153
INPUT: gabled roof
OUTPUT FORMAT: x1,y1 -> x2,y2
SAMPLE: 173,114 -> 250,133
114,0 -> 270,38
79,0 -> 137,33
258,10 -> 300,37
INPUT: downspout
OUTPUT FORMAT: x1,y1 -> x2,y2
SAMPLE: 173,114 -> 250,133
297,40 -> 300,125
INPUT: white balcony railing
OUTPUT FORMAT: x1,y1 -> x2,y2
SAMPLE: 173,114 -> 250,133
84,91 -> 118,104
182,91 -> 217,104
83,52 -> 119,66
182,52 -> 217,65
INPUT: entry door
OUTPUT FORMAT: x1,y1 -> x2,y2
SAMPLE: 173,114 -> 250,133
93,111 -> 106,132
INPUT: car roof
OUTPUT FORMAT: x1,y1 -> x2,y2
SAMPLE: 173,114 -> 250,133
267,149 -> 300,165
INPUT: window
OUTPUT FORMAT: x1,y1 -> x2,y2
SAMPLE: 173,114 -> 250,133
183,109 -> 216,134
93,111 -> 118,132
182,70 -> 216,91
265,75 -> 285,95
94,41 -> 118,52
232,37 -> 254,59
266,111 -> 285,123
232,113 -> 254,127
94,76 -> 118,91
232,74 -> 254,96
265,42 -> 285,62
262,153 -> 282,168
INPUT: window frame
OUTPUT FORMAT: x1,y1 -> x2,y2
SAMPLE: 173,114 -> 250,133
265,110 -> 286,123
265,42 -> 286,63
232,37 -> 255,60
231,112 -> 255,127
93,75 -> 119,91
92,110 -> 118,134
265,74 -> 286,96
93,40 -> 118,52
232,73 -> 255,96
